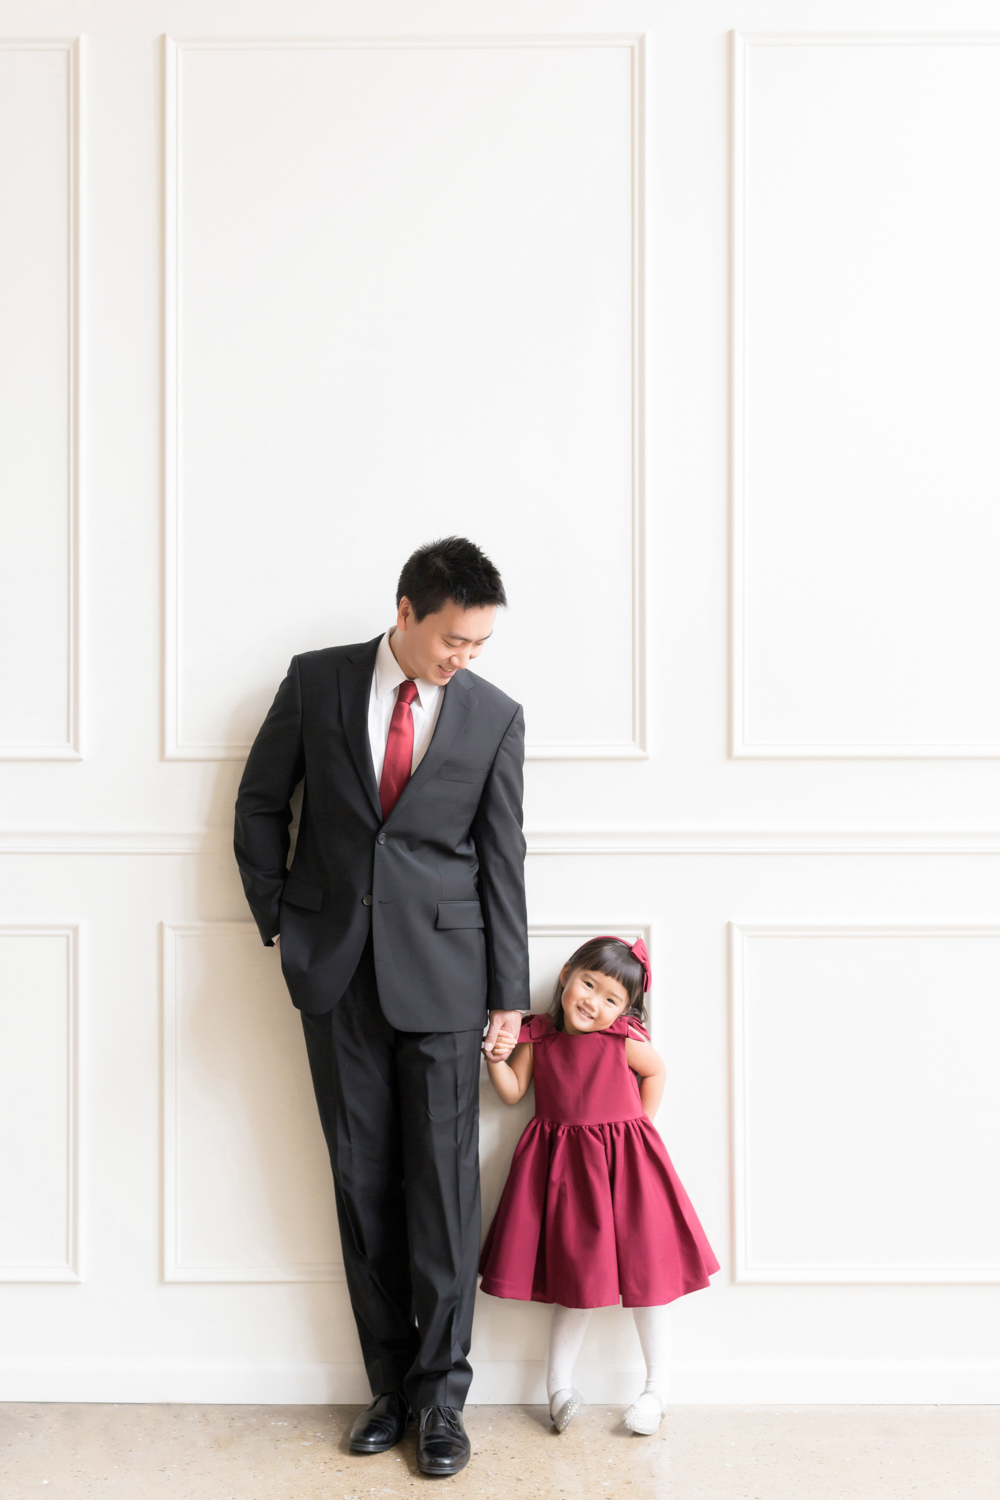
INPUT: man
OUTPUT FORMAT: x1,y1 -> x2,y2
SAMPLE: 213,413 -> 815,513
234,537 -> 527,1477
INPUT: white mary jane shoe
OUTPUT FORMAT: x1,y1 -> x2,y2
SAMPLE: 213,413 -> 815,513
622,1392 -> 664,1435
549,1388 -> 583,1432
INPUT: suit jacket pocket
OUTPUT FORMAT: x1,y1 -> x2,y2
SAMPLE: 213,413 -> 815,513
436,900 -> 485,929
282,875 -> 324,912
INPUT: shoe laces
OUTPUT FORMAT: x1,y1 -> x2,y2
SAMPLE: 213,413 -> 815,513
421,1405 -> 462,1436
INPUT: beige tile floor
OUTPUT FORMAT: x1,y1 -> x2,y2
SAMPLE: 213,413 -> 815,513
1,1403 -> 997,1499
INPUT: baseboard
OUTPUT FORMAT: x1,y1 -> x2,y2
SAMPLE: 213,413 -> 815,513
467,1359 -> 645,1404
0,1359 -> 639,1405
2,1358 -> 999,1405
668,1360 -> 1000,1405
0,1362 -> 371,1404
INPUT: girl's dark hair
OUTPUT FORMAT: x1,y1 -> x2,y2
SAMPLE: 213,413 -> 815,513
396,536 -> 507,622
546,937 -> 648,1032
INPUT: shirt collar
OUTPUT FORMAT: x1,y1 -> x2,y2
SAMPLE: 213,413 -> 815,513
374,630 -> 440,712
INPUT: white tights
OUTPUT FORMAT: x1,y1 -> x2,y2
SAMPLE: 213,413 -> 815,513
546,1303 -> 669,1415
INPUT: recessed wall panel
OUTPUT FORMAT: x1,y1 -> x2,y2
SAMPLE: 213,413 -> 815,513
480,923 -> 649,1227
732,926 -> 1000,1280
167,921 -> 651,1276
162,923 -> 341,1280
165,39 -> 642,760
734,37 -> 1000,755
0,43 -> 78,758
0,928 -> 77,1280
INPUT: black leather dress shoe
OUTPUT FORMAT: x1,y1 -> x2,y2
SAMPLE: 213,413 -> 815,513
416,1405 -> 471,1477
349,1391 -> 409,1454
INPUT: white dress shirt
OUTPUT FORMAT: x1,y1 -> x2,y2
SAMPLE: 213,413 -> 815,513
367,630 -> 445,787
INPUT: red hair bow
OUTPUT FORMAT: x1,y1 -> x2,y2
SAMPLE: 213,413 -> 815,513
593,934 -> 651,993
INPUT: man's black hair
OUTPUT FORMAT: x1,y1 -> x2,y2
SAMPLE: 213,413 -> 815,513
396,536 -> 507,622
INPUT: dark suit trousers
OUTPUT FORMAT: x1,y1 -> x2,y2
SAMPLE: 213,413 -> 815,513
300,936 -> 483,1410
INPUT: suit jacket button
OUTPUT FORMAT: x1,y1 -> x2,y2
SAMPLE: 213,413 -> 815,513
377,833 -> 387,845
362,894 -> 373,906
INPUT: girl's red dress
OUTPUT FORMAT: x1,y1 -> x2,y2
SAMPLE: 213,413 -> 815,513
479,1013 -> 719,1308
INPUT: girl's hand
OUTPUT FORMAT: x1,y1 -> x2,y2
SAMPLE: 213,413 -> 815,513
484,1028 -> 518,1061
483,1035 -> 534,1104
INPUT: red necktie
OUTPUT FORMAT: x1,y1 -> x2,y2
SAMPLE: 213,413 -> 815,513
379,680 -> 419,819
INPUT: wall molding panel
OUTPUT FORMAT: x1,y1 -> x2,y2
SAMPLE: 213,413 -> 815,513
731,32 -> 1000,759
0,926 -> 79,1283
162,35 -> 645,762
161,922 -> 344,1282
730,923 -> 1000,1283
6,828 -> 1000,855
526,922 -> 651,993
0,38 -> 80,760
528,920 -> 649,940
161,917 -> 651,1285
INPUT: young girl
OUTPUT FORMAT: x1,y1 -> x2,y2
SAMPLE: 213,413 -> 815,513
479,935 -> 718,1435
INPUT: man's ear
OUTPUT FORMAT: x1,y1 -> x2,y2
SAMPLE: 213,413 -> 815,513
396,596 -> 413,632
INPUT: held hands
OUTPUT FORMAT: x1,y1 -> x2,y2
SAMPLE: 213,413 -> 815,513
483,1009 -> 522,1061
484,1028 -> 519,1062
482,1014 -> 533,1104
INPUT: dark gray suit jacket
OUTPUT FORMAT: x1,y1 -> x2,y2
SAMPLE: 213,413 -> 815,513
234,635 -> 529,1030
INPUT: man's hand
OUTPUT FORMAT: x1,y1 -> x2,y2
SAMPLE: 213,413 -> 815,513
483,1009 -> 522,1060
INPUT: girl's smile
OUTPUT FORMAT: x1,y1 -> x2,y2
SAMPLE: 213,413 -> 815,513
560,967 -> 630,1034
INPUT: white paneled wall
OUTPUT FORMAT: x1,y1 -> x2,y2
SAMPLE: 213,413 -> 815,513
731,925 -> 1000,1283
732,34 -> 1000,756
0,41 -> 78,758
161,924 -> 342,1283
0,928 -> 77,1281
165,37 -> 643,760
3,0 -> 1000,1407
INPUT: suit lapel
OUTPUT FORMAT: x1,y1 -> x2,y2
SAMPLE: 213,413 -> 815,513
337,637 -> 383,820
387,670 -> 477,818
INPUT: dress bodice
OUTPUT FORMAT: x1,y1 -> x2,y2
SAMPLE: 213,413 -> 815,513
518,1012 -> 647,1127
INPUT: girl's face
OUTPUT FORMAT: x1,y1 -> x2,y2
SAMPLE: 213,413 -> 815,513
559,965 -> 630,1035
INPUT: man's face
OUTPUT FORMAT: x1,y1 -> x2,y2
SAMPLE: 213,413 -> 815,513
392,598 -> 496,685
